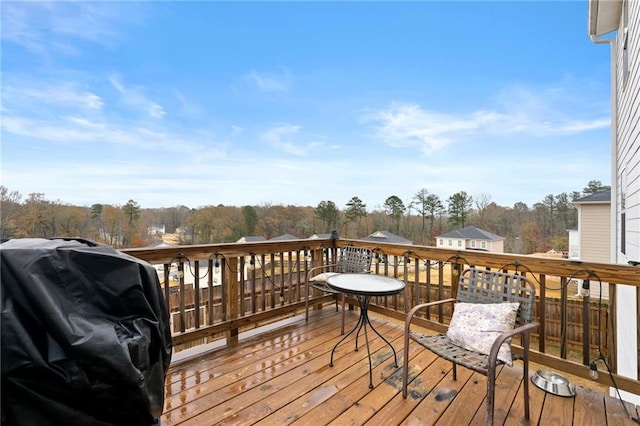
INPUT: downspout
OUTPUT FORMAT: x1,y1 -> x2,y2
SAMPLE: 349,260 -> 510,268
590,34 -> 617,263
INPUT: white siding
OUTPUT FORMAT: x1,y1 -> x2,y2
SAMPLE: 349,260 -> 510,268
616,0 -> 640,263
577,203 -> 611,299
580,204 -> 612,262
612,0 -> 640,403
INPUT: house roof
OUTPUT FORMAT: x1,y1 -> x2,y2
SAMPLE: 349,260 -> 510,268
308,233 -> 333,239
359,230 -> 412,244
145,241 -> 176,248
268,234 -> 299,241
573,189 -> 611,204
588,0 -> 622,37
236,236 -> 266,243
437,226 -> 504,241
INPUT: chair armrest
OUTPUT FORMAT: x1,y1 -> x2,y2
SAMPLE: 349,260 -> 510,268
405,298 -> 457,334
488,322 -> 540,369
305,263 -> 338,283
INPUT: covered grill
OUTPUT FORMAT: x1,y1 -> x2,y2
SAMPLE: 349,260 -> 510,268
1,238 -> 172,426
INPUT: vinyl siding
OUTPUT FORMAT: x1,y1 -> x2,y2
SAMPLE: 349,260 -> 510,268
616,0 -> 640,263
580,204 -> 612,262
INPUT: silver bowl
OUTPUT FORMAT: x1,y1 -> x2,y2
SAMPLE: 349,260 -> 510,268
531,370 -> 576,397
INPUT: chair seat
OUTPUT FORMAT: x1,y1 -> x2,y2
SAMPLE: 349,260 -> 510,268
413,333 -> 505,375
310,281 -> 341,294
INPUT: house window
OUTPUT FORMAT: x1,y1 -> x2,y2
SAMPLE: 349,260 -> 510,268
471,240 -> 476,248
448,239 -> 453,246
457,240 -> 462,247
481,241 -> 487,249
439,239 -> 443,246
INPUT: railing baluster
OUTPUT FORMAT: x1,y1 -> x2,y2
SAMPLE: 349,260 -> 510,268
122,238 -> 640,396
561,276 -> 568,359
539,274 -> 547,353
193,261 -> 200,329
208,259 -> 214,325
583,289 -> 591,365
250,255 -> 257,314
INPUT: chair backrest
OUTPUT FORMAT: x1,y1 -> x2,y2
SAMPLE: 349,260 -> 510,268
457,268 -> 536,326
336,246 -> 372,274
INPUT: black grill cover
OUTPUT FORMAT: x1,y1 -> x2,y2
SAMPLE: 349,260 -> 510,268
1,238 -> 172,426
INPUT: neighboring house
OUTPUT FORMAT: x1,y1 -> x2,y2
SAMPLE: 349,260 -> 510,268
570,190 -> 611,299
307,233 -> 333,239
148,224 -> 166,236
435,226 -> 504,253
268,234 -> 299,241
145,241 -> 176,249
359,230 -> 412,245
236,236 -> 266,243
589,0 -> 640,403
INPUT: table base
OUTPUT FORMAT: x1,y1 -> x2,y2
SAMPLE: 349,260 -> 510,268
329,295 -> 398,389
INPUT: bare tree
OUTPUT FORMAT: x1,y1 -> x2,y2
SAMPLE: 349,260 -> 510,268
0,186 -> 22,239
474,193 -> 492,228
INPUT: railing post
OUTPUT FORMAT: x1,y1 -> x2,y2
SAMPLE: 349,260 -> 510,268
560,276 -> 568,359
451,262 -> 461,299
608,283 -> 617,373
582,281 -> 591,365
311,248 -> 324,311
178,261 -> 186,333
226,256 -> 239,345
538,274 -> 546,353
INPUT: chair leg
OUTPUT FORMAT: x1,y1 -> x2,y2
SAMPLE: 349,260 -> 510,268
402,325 -> 411,398
305,281 -> 310,322
486,369 -> 496,426
452,363 -> 457,381
523,333 -> 531,420
340,293 -> 345,335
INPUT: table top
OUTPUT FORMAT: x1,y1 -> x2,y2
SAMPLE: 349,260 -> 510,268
326,273 -> 405,296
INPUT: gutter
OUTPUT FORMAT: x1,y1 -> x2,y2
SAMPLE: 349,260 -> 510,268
590,34 -> 617,263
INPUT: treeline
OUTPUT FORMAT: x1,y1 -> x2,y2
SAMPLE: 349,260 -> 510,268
0,181 -> 610,253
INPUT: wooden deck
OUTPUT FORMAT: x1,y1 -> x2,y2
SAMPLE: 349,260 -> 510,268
162,308 -> 640,425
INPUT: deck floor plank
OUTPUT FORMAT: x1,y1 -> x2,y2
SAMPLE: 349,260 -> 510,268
469,365 -> 523,425
363,350 -> 440,425
574,386 -> 606,426
217,322 -> 402,425
163,316 -> 343,425
261,328 -> 425,425
399,363 -> 475,425
163,307 -> 640,426
286,324 -> 405,425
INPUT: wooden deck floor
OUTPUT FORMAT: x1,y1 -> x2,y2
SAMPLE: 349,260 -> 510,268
162,308 -> 640,425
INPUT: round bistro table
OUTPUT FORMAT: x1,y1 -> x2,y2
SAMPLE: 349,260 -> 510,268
326,273 -> 406,389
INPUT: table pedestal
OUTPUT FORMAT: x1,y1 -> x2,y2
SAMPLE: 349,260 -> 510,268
329,294 -> 398,389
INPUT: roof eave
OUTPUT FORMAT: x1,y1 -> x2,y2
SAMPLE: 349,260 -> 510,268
588,0 -> 622,37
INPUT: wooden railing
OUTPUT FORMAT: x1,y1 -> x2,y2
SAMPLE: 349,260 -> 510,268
123,236 -> 640,397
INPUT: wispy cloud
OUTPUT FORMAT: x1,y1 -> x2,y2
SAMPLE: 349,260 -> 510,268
247,69 -> 290,93
363,103 -> 482,154
1,2 -> 141,57
172,89 -> 202,119
1,77 -> 213,153
2,83 -> 104,112
1,114 -> 199,153
261,123 -> 324,156
364,83 -> 609,154
109,75 -> 165,119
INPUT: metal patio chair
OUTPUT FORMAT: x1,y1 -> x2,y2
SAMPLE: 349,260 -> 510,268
304,246 -> 372,334
402,267 -> 539,425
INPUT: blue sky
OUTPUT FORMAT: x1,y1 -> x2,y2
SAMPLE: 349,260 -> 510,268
1,1 -> 612,210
